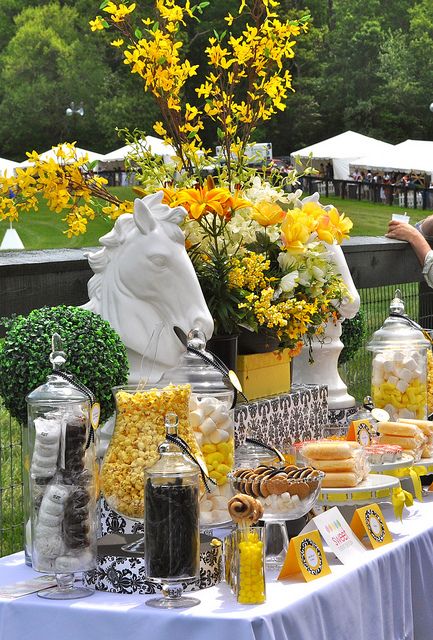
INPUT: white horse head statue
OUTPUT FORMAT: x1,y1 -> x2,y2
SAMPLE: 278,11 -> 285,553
292,192 -> 360,409
83,191 -> 214,384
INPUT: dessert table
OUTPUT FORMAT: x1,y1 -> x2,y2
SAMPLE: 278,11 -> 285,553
1,495 -> 433,640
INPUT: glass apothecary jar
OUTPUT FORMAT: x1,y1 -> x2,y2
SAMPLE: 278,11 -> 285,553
367,290 -> 430,421
26,334 -> 97,599
100,383 -> 201,521
160,329 -> 236,527
144,413 -> 201,609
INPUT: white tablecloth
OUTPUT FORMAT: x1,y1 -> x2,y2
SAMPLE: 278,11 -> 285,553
1,496 -> 433,640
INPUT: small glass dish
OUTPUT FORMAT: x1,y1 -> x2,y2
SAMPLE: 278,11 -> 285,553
228,470 -> 325,521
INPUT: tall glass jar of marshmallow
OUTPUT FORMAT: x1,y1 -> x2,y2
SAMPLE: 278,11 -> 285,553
367,290 -> 430,422
26,334 -> 97,599
159,329 -> 235,527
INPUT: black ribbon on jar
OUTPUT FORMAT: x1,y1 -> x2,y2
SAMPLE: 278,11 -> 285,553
52,370 -> 96,449
166,433 -> 217,493
186,344 -> 248,407
245,437 -> 285,463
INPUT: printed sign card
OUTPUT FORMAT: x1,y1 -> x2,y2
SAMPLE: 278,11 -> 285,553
278,530 -> 331,582
347,419 -> 375,445
350,503 -> 393,549
0,575 -> 56,600
303,507 -> 367,563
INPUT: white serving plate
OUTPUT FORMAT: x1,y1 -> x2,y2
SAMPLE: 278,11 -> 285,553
319,473 -> 400,506
369,453 -> 414,473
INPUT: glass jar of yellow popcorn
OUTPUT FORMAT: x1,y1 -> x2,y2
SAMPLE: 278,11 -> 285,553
100,383 -> 204,526
160,329 -> 236,528
367,290 -> 430,422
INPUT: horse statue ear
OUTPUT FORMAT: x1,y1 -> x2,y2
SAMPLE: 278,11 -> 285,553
134,197 -> 157,235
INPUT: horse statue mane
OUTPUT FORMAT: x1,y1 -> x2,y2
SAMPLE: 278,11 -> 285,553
292,193 -> 360,409
83,191 -> 214,384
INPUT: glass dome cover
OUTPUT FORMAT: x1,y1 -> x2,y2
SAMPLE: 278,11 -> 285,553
367,290 -> 430,351
160,329 -> 235,399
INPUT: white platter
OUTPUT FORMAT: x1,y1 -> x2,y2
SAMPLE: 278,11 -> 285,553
319,474 -> 400,506
412,457 -> 433,474
369,453 -> 414,474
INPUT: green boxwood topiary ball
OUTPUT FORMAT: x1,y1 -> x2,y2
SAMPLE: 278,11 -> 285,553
0,305 -> 129,425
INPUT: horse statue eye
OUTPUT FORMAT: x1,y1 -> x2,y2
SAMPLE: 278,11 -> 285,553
150,255 -> 167,268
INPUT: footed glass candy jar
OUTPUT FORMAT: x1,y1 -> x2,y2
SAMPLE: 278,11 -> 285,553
367,290 -> 430,421
160,329 -> 235,527
144,413 -> 201,609
26,334 -> 97,599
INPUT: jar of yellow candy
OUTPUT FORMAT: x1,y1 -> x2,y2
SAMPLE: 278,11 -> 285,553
160,329 -> 236,528
234,527 -> 266,605
367,289 -> 430,422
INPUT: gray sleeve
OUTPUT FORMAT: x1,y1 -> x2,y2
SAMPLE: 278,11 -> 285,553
422,250 -> 433,287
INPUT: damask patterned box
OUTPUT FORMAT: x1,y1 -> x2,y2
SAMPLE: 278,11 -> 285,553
84,526 -> 223,594
234,383 -> 329,449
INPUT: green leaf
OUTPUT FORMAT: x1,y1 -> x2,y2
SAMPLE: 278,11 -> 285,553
152,21 -> 159,32
134,27 -> 143,39
99,0 -> 110,8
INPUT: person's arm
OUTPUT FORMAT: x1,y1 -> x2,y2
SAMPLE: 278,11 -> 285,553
386,220 -> 431,265
416,215 -> 433,238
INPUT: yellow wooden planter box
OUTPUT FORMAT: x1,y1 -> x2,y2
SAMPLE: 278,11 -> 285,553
236,348 -> 291,401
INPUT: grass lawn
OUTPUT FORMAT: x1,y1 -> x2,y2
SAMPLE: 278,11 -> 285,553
0,188 -> 429,250
319,196 -> 427,237
0,187 -> 136,250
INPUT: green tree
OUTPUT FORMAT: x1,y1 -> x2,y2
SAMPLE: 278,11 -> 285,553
0,2 -> 110,159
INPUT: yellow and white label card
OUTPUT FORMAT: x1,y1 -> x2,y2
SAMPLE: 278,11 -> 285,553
278,530 -> 331,582
347,419 -> 375,445
350,503 -> 393,549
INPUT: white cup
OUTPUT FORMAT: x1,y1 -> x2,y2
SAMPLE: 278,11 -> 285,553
392,213 -> 410,223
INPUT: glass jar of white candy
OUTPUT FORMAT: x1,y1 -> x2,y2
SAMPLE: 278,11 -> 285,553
160,329 -> 236,527
25,334 -> 97,599
367,290 -> 430,422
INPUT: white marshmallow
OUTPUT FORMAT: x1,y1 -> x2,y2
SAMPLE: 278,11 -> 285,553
198,397 -> 219,416
199,417 -> 217,436
404,357 -> 417,371
398,368 -> 412,382
209,430 -> 223,444
218,430 -> 230,443
384,360 -> 395,373
190,409 -> 205,429
194,432 -> 203,447
396,380 -> 408,393
209,404 -> 229,424
387,375 -> 398,386
189,395 -> 199,411
218,418 -> 233,434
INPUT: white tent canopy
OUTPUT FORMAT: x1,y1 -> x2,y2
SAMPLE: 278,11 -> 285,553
18,144 -> 105,168
349,139 -> 433,175
290,130 -> 394,179
99,136 -> 175,168
0,157 -> 19,176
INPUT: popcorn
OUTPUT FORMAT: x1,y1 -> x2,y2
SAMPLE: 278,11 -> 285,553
101,384 -> 203,519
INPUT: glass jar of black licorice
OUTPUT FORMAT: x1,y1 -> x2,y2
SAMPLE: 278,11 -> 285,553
25,334 -> 97,599
144,413 -> 201,609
